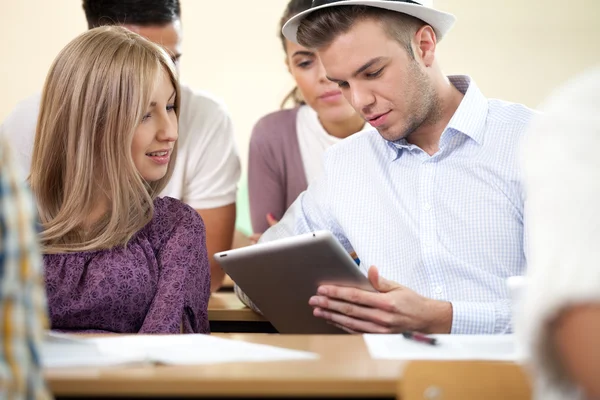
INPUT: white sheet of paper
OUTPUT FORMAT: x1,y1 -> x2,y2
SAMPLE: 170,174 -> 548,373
86,334 -> 319,365
41,332 -> 147,368
363,334 -> 523,361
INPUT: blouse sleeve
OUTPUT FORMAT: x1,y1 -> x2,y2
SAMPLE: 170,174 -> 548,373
248,115 -> 289,234
522,68 -> 600,398
139,200 -> 211,333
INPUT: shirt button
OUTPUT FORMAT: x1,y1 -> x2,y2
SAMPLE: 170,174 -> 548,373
435,286 -> 443,295
423,202 -> 432,211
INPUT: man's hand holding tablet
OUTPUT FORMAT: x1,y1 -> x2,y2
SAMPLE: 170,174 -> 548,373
309,266 -> 453,334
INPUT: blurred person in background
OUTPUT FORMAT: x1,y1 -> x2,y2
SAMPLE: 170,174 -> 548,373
522,66 -> 600,400
0,134 -> 50,399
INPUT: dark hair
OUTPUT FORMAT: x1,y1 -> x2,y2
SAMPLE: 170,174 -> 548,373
279,0 -> 312,108
297,5 -> 424,56
82,0 -> 181,29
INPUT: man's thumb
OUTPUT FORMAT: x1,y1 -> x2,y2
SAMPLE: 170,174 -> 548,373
368,265 -> 399,292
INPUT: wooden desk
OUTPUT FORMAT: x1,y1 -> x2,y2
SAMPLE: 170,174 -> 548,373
208,292 -> 276,333
46,334 -> 406,399
220,274 -> 235,290
208,292 -> 265,322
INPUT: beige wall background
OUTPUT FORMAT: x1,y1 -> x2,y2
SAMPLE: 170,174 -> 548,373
1,0 -> 599,173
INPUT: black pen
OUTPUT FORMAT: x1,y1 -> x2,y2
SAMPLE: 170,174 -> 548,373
402,331 -> 438,346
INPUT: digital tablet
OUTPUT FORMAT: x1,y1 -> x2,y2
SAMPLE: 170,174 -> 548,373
215,230 -> 376,334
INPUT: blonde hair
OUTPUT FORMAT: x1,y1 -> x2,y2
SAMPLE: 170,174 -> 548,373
30,26 -> 180,254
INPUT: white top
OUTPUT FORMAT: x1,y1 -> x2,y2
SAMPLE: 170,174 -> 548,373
521,67 -> 600,400
295,105 -> 369,184
0,84 -> 241,210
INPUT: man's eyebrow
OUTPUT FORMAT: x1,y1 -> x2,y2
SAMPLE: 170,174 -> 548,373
326,57 -> 385,82
292,50 -> 315,57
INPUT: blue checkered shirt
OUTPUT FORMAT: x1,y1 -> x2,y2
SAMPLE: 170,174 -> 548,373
258,76 -> 534,334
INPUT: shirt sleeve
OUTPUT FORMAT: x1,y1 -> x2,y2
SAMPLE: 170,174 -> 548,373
0,93 -> 41,177
450,300 -> 512,334
139,202 -> 211,334
259,165 -> 354,253
521,68 -> 600,396
234,283 -> 263,314
248,118 -> 287,234
181,94 -> 241,210
236,163 -> 355,308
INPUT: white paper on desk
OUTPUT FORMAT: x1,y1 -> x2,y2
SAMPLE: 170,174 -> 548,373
41,332 -> 147,368
363,334 -> 523,361
86,334 -> 319,365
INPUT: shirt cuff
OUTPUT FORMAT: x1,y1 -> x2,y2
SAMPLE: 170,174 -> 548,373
234,284 -> 263,315
450,301 -> 512,334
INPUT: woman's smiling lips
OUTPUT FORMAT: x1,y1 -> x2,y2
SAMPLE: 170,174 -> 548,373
146,148 -> 172,165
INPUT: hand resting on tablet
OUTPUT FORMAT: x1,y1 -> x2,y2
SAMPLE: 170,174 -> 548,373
309,266 -> 453,334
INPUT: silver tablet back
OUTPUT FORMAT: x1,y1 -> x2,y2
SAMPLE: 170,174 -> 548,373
216,231 -> 375,334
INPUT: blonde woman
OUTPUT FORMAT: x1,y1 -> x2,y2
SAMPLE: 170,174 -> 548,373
30,26 -> 210,334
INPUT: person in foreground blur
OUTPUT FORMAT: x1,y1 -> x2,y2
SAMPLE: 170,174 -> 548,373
0,136 -> 51,399
1,0 -> 240,292
31,26 -> 210,334
237,0 -> 535,335
248,0 -> 370,237
522,67 -> 600,400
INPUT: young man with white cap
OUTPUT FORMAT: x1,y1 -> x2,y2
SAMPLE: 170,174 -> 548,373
238,0 -> 535,334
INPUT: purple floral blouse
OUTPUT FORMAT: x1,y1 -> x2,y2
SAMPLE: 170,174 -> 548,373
44,197 -> 210,334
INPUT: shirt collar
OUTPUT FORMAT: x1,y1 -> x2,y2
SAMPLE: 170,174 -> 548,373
445,75 -> 488,145
387,75 -> 489,160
